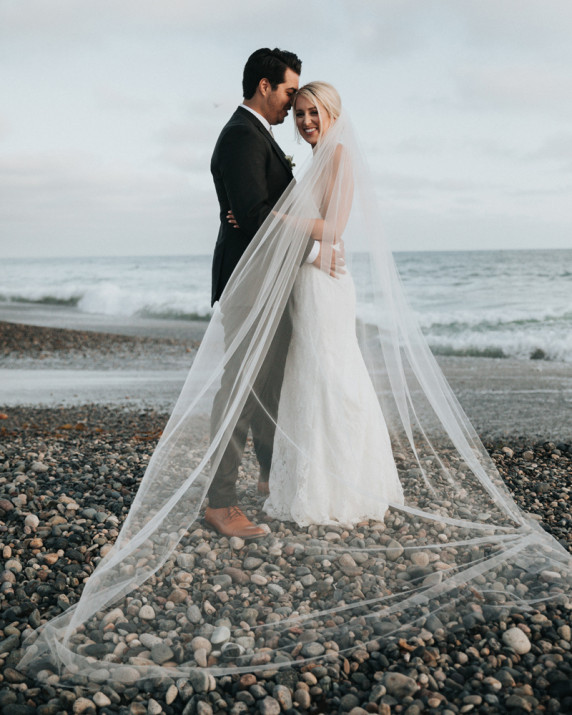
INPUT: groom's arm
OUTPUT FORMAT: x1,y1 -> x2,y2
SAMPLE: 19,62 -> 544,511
217,125 -> 278,239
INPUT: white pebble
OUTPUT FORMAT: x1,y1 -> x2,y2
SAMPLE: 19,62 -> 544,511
24,514 -> 40,530
210,625 -> 231,645
251,573 -> 268,586
114,666 -> 140,684
139,633 -> 162,649
194,647 -> 208,667
502,627 -> 531,654
147,698 -> 162,715
138,605 -> 155,620
5,559 -> 22,573
229,536 -> 245,550
410,551 -> 430,567
165,684 -> 178,705
73,698 -> 96,713
203,600 -> 216,616
101,608 -> 125,626
190,636 -> 212,654
338,553 -> 357,568
93,692 -> 111,707
89,668 -> 110,684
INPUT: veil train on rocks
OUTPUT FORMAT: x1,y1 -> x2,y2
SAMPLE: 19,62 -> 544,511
18,109 -> 572,682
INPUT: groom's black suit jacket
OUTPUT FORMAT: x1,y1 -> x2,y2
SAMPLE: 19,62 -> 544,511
210,106 -> 294,306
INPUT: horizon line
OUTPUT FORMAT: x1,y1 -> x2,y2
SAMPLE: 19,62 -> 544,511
3,246 -> 571,261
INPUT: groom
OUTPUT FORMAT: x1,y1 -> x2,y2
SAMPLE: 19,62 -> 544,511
205,48 -> 317,539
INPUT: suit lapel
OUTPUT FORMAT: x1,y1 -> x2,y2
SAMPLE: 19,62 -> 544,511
235,107 -> 293,176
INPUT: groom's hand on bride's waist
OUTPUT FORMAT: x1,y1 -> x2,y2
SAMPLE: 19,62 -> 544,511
227,209 -> 240,228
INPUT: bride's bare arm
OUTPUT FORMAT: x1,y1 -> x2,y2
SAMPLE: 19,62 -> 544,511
270,146 -> 354,242
311,143 -> 354,242
305,144 -> 352,276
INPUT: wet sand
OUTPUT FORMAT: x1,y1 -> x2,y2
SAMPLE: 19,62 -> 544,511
1,302 -> 571,440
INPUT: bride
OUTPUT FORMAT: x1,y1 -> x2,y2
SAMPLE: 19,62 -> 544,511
263,82 -> 404,525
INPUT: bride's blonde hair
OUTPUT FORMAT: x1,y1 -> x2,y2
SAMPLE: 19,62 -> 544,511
294,81 -> 342,141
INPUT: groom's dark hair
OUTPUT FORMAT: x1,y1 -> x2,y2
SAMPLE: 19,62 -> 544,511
242,48 -> 302,99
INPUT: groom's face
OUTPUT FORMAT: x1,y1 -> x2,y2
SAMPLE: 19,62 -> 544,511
264,68 -> 299,125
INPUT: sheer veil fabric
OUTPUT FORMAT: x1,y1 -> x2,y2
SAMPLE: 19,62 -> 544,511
19,112 -> 572,681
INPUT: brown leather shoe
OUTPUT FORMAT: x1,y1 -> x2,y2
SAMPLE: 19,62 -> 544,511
257,480 -> 270,496
204,506 -> 266,539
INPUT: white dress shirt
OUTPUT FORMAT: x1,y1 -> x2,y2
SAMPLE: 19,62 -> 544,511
239,104 -> 320,264
240,103 -> 272,132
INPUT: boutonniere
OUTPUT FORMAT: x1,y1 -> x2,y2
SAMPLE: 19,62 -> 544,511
285,155 -> 296,171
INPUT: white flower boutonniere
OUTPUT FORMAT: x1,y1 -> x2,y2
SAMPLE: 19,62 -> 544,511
285,155 -> 296,172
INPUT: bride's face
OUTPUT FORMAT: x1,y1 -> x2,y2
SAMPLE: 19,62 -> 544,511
295,95 -> 331,146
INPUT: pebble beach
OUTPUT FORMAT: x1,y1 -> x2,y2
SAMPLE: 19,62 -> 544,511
1,317 -> 571,714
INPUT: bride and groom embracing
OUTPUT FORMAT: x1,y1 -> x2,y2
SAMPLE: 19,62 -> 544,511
205,47 -> 404,539
18,47 -> 572,684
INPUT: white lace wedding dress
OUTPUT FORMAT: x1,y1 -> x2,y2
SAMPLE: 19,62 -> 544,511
264,263 -> 404,526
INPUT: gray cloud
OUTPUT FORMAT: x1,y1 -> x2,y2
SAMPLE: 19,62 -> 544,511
342,0 -> 430,59
0,0 -> 325,55
383,204 -> 572,252
0,1 -> 263,38
526,134 -> 572,173
507,185 -> 571,198
95,87 -> 158,114
454,64 -> 572,116
448,0 -> 572,56
341,0 -> 572,61
0,152 -> 216,258
0,116 -> 11,141
471,133 -> 572,174
469,139 -> 524,162
153,100 -> 238,173
374,171 -> 495,196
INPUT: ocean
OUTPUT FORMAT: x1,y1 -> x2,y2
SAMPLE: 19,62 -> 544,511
2,249 -> 571,363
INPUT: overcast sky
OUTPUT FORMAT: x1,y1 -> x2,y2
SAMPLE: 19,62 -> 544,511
2,0 -> 572,258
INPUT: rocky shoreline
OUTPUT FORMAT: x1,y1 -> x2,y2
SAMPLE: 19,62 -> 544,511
0,405 -> 571,714
0,321 -> 197,372
3,318 -> 572,439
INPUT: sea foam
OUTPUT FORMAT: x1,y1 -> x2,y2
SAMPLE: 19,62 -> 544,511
2,250 -> 571,361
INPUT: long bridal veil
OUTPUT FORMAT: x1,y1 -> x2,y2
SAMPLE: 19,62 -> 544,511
19,111 -> 572,681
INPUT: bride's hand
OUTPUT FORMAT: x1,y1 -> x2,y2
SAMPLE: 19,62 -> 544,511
227,210 -> 240,229
313,239 -> 346,278
333,239 -> 346,277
